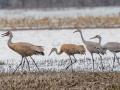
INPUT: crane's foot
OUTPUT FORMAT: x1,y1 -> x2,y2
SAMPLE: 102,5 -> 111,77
12,69 -> 18,74
111,68 -> 113,72
101,66 -> 105,70
12,72 -> 15,74
65,63 -> 71,70
65,66 -> 69,70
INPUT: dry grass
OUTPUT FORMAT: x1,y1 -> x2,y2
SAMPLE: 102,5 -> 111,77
0,57 -> 119,89
0,72 -> 120,90
0,15 -> 120,30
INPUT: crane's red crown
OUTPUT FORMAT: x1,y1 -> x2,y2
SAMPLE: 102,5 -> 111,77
6,31 -> 11,35
95,35 -> 98,37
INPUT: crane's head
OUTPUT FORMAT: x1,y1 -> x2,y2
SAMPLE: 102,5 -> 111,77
49,48 -> 57,56
2,31 -> 11,37
73,29 -> 81,33
90,35 -> 101,39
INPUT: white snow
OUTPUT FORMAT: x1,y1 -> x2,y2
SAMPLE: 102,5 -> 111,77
0,6 -> 120,19
0,28 -> 120,72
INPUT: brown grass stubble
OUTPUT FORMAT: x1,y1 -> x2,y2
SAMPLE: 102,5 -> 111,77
0,72 -> 120,90
0,15 -> 120,30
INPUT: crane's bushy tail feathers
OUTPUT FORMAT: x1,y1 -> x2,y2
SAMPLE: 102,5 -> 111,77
94,47 -> 106,55
114,49 -> 120,52
34,51 -> 44,56
37,46 -> 44,49
77,45 -> 86,54
33,46 -> 44,56
77,50 -> 85,55
36,46 -> 44,51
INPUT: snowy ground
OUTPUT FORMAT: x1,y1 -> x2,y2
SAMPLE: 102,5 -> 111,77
0,6 -> 120,19
0,28 -> 120,72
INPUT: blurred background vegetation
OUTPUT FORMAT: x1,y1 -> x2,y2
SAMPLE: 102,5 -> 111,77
0,0 -> 120,9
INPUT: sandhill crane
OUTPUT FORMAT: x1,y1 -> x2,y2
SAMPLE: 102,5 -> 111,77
90,35 -> 120,70
49,44 -> 86,70
2,31 -> 44,73
73,29 -> 106,71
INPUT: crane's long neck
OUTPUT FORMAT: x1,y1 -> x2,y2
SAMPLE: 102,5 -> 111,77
79,30 -> 86,44
55,48 -> 62,55
8,33 -> 13,46
98,37 -> 102,46
98,36 -> 105,48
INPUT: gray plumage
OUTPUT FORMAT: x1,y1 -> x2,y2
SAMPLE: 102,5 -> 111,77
73,29 -> 105,71
90,35 -> 120,70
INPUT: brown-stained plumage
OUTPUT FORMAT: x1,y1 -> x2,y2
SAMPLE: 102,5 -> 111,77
2,31 -> 44,74
49,44 -> 86,70
9,43 -> 44,56
77,45 -> 86,54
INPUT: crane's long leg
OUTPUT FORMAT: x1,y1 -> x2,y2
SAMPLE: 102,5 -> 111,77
112,53 -> 116,71
66,56 -> 73,70
73,55 -> 77,63
98,54 -> 104,71
115,54 -> 120,64
25,57 -> 30,72
21,58 -> 25,71
66,55 -> 77,71
30,56 -> 39,70
91,53 -> 95,72
13,57 -> 23,74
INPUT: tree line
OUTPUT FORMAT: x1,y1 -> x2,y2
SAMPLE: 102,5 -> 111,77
0,0 -> 120,9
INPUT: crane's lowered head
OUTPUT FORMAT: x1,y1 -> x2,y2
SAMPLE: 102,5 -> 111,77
90,35 -> 101,39
49,48 -> 57,56
73,29 -> 81,33
2,31 -> 12,37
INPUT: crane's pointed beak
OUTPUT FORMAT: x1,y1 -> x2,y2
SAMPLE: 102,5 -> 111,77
73,30 -> 77,33
49,51 -> 52,56
90,36 -> 96,39
1,32 -> 8,37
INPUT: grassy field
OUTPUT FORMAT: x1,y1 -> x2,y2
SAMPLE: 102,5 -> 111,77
0,15 -> 120,30
0,71 -> 120,90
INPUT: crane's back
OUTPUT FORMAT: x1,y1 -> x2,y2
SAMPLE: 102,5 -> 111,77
61,44 -> 85,55
85,41 -> 105,54
8,42 -> 44,57
105,42 -> 120,52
